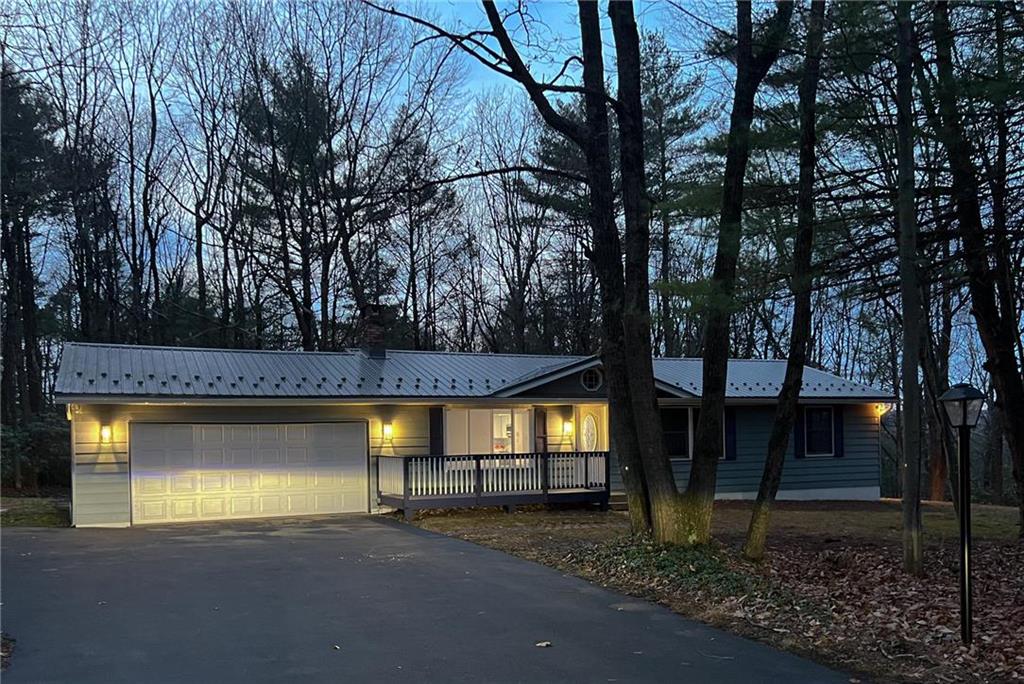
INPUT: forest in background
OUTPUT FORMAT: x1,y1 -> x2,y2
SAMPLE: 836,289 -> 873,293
1,2 -> 1021,538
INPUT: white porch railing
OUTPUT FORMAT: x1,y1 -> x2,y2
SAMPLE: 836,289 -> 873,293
378,451 -> 609,519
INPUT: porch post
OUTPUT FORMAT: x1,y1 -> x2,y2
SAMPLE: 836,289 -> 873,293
541,452 -> 549,504
474,454 -> 483,506
402,457 -> 413,521
602,451 -> 611,510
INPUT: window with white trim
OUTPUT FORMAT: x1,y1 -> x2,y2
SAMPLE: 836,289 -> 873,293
661,407 -> 727,460
804,406 -> 834,457
445,407 -> 532,455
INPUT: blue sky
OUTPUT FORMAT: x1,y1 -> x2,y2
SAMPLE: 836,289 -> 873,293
423,1 -> 689,91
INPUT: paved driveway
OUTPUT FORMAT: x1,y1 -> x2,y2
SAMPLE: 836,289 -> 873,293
2,516 -> 847,683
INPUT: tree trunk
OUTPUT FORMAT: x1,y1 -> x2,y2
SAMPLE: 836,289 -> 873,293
684,0 -> 793,544
930,1 -> 1024,539
985,401 -> 1004,505
743,0 -> 825,562
896,0 -> 924,576
575,0 -> 653,533
608,0 -> 683,543
195,211 -> 208,341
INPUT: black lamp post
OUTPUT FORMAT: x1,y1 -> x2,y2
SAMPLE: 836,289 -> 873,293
938,382 -> 984,646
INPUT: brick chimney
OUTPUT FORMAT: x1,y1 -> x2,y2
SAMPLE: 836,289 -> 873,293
359,303 -> 387,359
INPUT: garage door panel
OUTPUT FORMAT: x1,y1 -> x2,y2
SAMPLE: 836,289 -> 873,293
167,449 -> 196,467
286,447 -> 308,464
202,449 -> 225,466
138,476 -> 166,495
201,473 -> 227,492
201,498 -> 226,516
171,474 -> 198,493
131,422 -> 367,524
230,448 -> 255,465
229,425 -> 253,442
231,472 -> 255,490
200,425 -> 224,443
259,495 -> 282,514
140,500 -> 168,521
258,448 -> 282,465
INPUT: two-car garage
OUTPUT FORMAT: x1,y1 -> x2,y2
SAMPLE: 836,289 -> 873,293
129,422 -> 369,524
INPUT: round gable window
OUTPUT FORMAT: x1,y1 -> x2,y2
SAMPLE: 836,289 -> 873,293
580,368 -> 603,392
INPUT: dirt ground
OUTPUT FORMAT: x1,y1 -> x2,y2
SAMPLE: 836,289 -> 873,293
412,500 -> 1024,683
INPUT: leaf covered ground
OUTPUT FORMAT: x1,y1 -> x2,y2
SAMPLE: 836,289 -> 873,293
412,500 -> 1023,683
0,495 -> 70,527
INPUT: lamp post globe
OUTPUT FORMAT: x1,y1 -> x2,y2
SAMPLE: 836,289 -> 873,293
938,382 -> 984,646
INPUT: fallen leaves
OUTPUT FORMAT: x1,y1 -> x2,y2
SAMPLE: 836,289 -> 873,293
416,508 -> 1024,683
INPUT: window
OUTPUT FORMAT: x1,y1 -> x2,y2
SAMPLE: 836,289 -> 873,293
492,411 -> 512,453
581,414 -> 599,451
580,368 -> 603,392
661,407 -> 730,460
446,408 -> 532,455
661,407 -> 690,458
804,407 -> 834,456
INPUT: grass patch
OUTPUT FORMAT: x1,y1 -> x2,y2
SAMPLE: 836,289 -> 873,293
1,497 -> 70,527
586,537 -> 758,596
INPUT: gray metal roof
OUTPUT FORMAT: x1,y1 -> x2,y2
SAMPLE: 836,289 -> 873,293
652,358 -> 892,400
54,342 -> 892,402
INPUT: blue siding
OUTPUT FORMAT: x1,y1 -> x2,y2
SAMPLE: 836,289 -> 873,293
610,403 -> 879,494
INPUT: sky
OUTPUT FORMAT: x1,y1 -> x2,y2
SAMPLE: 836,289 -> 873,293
418,0 -> 702,91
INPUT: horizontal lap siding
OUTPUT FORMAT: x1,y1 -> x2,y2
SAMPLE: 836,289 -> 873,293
70,403 -> 431,526
610,404 -> 879,495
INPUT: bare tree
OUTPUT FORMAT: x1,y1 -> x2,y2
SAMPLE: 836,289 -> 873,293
743,0 -> 825,562
684,0 -> 793,544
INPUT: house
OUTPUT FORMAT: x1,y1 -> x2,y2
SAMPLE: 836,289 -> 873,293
54,342 -> 893,527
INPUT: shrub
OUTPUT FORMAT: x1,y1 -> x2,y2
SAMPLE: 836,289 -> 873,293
1,412 -> 71,489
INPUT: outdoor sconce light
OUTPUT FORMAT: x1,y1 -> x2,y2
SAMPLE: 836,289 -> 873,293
382,422 -> 394,441
99,424 -> 112,443
562,421 -> 573,437
938,382 -> 985,646
874,402 -> 894,418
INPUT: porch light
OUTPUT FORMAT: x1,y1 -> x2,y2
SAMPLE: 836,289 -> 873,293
874,402 -> 894,418
382,422 -> 394,441
939,383 -> 984,428
99,424 -> 112,443
562,421 -> 573,437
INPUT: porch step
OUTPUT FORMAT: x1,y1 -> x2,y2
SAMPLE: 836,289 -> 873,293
609,493 -> 629,511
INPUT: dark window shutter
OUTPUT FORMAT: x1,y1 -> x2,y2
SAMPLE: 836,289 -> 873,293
724,407 -> 737,460
534,408 -> 547,452
833,405 -> 845,457
794,407 -> 806,458
429,407 -> 444,455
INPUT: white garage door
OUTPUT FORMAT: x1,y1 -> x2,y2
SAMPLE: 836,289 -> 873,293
130,422 -> 368,524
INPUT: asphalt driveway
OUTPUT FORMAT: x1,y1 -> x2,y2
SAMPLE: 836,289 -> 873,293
2,516 -> 847,683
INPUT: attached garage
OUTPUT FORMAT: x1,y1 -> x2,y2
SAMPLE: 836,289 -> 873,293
130,422 -> 369,524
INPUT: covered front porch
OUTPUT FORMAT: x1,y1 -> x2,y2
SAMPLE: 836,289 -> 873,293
378,451 -> 610,519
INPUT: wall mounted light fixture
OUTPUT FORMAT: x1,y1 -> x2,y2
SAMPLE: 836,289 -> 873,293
99,424 -> 112,443
562,421 -> 573,437
382,422 -> 394,441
